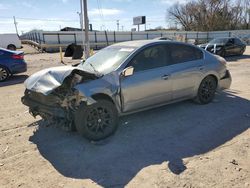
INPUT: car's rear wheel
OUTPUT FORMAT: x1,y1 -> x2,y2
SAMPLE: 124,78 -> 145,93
195,76 -> 217,104
75,99 -> 118,141
7,44 -> 16,51
0,66 -> 10,82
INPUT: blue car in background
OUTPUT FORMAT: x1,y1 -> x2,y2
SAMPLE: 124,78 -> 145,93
0,48 -> 27,81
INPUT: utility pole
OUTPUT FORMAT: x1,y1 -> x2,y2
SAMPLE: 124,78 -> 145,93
83,0 -> 90,58
117,20 -> 119,31
80,0 -> 85,49
80,0 -> 90,59
13,16 -> 19,36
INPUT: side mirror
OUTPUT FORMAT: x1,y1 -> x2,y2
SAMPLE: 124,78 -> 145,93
122,66 -> 134,77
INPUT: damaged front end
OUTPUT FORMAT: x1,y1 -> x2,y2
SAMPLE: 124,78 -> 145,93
21,67 -> 99,130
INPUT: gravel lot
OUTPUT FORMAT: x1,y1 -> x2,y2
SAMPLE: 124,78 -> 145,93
0,45 -> 249,188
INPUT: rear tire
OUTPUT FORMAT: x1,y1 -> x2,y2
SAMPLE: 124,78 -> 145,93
195,76 -> 217,104
7,44 -> 16,51
0,66 -> 10,82
75,100 -> 118,141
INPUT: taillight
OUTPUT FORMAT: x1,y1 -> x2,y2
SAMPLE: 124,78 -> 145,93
12,54 -> 24,60
216,55 -> 227,65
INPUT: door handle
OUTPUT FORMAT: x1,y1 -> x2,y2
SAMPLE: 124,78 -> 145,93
198,66 -> 204,70
162,75 -> 169,80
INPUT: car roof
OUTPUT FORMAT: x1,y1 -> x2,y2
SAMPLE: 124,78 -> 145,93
110,40 -> 193,49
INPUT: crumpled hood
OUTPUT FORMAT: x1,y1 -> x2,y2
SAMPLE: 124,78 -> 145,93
24,66 -> 95,95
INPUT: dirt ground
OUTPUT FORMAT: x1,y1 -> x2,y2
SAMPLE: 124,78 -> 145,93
0,45 -> 249,188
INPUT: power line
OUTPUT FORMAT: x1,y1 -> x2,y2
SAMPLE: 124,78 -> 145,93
96,0 -> 106,30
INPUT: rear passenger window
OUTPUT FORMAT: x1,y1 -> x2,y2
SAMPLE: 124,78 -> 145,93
169,44 -> 203,64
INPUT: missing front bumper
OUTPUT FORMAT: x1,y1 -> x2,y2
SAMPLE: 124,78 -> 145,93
21,95 -> 66,118
219,70 -> 232,89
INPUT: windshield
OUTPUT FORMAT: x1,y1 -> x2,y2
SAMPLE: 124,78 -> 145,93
209,38 -> 229,44
78,46 -> 135,75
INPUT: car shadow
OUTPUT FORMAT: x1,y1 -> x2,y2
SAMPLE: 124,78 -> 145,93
29,91 -> 250,187
225,54 -> 250,62
0,75 -> 28,87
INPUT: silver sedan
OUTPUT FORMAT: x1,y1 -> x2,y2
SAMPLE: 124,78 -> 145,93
22,40 -> 232,140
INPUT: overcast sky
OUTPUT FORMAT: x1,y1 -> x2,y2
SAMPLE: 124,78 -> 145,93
0,0 -> 187,34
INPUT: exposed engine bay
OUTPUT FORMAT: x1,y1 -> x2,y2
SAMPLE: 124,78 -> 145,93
22,68 -> 99,130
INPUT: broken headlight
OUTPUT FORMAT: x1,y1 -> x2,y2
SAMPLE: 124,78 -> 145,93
71,74 -> 82,87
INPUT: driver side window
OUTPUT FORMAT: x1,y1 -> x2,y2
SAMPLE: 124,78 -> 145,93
128,45 -> 167,72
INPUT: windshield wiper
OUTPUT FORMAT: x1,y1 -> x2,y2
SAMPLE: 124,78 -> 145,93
89,63 -> 102,76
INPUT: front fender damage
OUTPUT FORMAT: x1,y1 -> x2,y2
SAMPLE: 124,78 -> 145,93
22,68 -> 101,130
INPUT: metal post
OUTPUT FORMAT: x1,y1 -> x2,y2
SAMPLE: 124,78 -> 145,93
13,16 -> 19,36
42,33 -> 45,43
80,0 -> 85,57
38,33 -> 41,44
114,31 -> 116,43
196,32 -> 199,45
83,0 -> 90,58
59,47 -> 63,64
57,33 -> 61,44
117,20 -> 119,31
74,33 -> 77,44
105,31 -> 109,46
35,33 -> 38,43
94,31 -> 97,49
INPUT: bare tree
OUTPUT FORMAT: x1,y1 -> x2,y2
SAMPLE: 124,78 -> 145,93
167,0 -> 249,31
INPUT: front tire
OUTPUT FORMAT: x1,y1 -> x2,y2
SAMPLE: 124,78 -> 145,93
195,76 -> 217,104
75,99 -> 118,141
0,66 -> 10,82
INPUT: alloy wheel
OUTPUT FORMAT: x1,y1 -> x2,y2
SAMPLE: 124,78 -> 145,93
0,67 -> 8,81
86,106 -> 112,134
200,78 -> 216,102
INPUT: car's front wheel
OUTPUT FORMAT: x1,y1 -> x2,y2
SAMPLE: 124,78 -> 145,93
195,76 -> 217,104
75,99 -> 118,141
0,66 -> 10,82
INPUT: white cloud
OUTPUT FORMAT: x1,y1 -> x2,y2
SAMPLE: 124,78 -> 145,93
110,0 -> 132,2
89,8 -> 123,16
21,2 -> 35,8
0,18 -> 78,34
160,0 -> 188,5
0,3 -> 8,10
